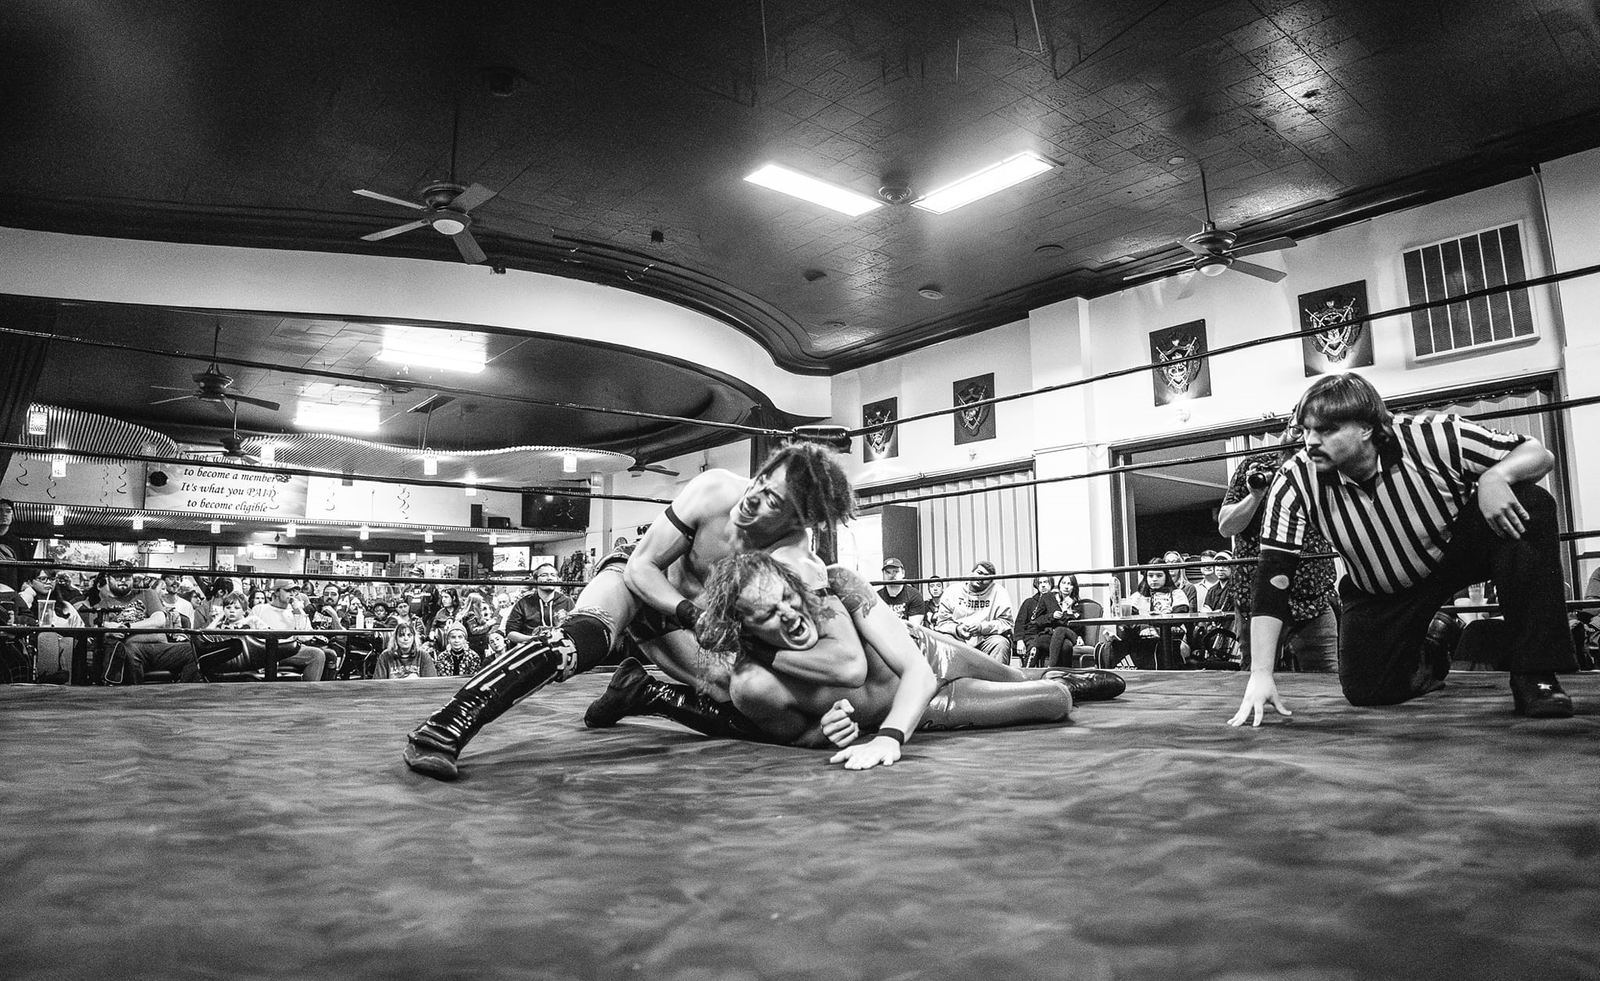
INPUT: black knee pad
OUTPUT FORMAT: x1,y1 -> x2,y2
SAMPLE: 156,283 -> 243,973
561,613 -> 612,676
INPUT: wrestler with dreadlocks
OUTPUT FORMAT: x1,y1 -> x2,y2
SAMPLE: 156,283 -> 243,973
403,441 -> 862,780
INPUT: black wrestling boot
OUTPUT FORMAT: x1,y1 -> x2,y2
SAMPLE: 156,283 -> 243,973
404,618 -> 608,780
582,657 -> 766,740
1045,668 -> 1126,702
1510,672 -> 1574,719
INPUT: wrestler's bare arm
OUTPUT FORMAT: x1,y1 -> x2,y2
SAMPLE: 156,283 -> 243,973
624,470 -> 743,617
823,566 -> 938,769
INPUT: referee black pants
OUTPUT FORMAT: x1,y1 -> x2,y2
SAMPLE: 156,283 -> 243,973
1338,482 -> 1576,706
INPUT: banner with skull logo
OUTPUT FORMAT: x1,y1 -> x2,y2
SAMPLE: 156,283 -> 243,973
1149,320 -> 1210,405
1299,280 -> 1373,376
862,397 -> 899,461
952,373 -> 996,444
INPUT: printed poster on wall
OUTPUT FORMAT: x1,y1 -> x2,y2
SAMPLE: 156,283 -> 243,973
144,462 -> 309,519
952,373 -> 996,445
1299,280 -> 1373,376
862,397 -> 898,461
1149,320 -> 1211,406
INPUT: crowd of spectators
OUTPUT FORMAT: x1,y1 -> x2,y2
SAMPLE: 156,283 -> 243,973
0,557 -> 587,685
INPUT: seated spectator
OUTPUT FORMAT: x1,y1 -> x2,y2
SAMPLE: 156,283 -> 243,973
1162,549 -> 1199,610
931,560 -> 1015,663
245,583 -> 328,681
1044,574 -> 1087,667
430,588 -> 461,648
460,590 -> 495,655
1197,550 -> 1233,614
484,627 -> 509,661
924,576 -> 946,609
0,576 -> 33,682
505,564 -> 574,645
194,592 -> 257,679
1016,575 -> 1062,667
367,600 -> 401,632
434,624 -> 483,677
21,569 -> 83,683
95,566 -> 203,684
875,557 -> 927,626
373,622 -> 437,680
1112,560 -> 1191,670
492,591 -> 515,631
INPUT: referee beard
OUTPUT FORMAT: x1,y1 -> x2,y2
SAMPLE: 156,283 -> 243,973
1230,388 -> 1576,727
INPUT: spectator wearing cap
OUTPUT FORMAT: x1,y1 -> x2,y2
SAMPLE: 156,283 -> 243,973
931,559 -> 1016,662
1196,550 -> 1233,615
875,557 -> 928,627
90,560 -> 203,684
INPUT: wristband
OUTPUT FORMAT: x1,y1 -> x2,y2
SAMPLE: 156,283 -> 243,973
876,726 -> 907,745
674,599 -> 700,632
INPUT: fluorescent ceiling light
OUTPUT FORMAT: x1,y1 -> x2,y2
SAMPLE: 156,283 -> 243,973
744,163 -> 884,217
294,397 -> 380,434
378,326 -> 487,374
912,151 -> 1056,215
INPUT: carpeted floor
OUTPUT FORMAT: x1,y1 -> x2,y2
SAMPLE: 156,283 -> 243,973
2,669 -> 1598,981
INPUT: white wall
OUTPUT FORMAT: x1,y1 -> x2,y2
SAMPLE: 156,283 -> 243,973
826,167 -> 1594,579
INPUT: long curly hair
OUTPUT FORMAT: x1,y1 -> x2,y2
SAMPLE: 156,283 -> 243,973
695,551 -> 827,664
757,441 -> 855,530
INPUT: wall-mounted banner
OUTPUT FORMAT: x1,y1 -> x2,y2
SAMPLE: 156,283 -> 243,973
1300,280 -> 1373,375
145,463 -> 308,519
862,397 -> 899,461
952,373 -> 996,445
1150,320 -> 1211,405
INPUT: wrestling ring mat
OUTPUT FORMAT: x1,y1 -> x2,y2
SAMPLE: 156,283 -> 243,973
3,669 -> 1598,981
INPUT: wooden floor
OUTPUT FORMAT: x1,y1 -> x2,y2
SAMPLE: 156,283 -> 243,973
3,669 -> 1598,981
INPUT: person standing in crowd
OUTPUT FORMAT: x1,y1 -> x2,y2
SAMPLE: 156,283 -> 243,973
1230,372 -> 1577,726
931,560 -> 1015,662
0,499 -> 37,591
874,557 -> 927,627
1218,428 -> 1340,675
504,563 -> 575,645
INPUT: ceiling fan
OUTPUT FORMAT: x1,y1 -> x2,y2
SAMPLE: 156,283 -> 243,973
190,403 -> 263,464
352,181 -> 498,264
628,459 -> 680,478
1129,169 -> 1297,284
352,101 -> 498,264
149,323 -> 281,412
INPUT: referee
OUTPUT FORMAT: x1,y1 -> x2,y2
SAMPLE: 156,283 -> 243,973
1229,372 -> 1577,726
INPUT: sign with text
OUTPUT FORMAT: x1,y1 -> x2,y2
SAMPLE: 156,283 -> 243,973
145,463 -> 308,518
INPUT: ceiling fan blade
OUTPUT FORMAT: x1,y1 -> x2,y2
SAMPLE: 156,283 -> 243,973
453,229 -> 487,264
644,465 -> 679,476
150,385 -> 195,393
1123,260 -> 1193,281
1230,258 -> 1287,283
1230,236 -> 1298,259
228,394 -> 282,412
451,183 -> 497,212
148,394 -> 197,406
1179,240 -> 1213,257
361,219 -> 431,242
354,188 -> 426,211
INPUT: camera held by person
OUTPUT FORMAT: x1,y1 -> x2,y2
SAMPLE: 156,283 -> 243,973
1246,462 -> 1277,491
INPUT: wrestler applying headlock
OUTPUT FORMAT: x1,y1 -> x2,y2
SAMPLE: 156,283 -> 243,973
585,551 -> 1126,770
402,442 -> 861,780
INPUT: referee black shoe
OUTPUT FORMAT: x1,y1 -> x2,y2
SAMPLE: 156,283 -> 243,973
1509,673 -> 1574,719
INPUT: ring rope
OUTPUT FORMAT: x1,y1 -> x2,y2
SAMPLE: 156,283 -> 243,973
843,260 -> 1600,437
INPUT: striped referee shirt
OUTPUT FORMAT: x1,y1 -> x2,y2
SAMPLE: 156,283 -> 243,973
1258,414 -> 1525,594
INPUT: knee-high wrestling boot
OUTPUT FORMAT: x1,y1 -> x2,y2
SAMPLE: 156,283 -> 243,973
583,657 -> 769,741
403,617 -> 611,780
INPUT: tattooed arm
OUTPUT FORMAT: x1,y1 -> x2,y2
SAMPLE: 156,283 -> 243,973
824,564 -> 939,770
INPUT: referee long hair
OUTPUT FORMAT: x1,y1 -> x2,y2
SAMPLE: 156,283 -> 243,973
1292,372 -> 1396,450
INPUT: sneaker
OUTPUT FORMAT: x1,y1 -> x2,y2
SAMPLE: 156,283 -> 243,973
583,658 -> 654,728
1509,673 -> 1574,719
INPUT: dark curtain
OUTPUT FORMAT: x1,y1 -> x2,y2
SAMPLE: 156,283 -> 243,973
0,298 -> 57,480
